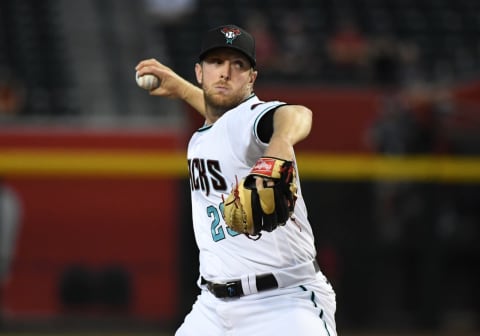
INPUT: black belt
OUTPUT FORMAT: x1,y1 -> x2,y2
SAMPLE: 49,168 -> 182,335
201,260 -> 320,298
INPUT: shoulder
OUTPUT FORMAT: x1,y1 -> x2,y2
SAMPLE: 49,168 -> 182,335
237,95 -> 285,112
250,99 -> 286,114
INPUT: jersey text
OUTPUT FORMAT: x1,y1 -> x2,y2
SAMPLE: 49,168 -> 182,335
188,158 -> 227,196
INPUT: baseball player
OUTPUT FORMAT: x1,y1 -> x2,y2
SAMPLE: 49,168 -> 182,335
136,24 -> 337,336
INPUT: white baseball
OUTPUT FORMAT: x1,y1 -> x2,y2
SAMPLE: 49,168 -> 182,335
135,71 -> 160,90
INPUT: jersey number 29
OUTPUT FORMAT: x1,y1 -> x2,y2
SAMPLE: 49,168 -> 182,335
207,205 -> 240,242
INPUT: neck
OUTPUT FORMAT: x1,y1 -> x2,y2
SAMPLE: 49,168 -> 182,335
204,106 -> 226,124
203,92 -> 255,124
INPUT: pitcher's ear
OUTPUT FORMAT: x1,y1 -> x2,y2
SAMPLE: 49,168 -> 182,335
195,63 -> 203,84
250,69 -> 258,85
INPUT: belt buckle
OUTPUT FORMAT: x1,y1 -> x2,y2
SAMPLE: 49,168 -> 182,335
207,281 -> 241,298
225,282 -> 239,298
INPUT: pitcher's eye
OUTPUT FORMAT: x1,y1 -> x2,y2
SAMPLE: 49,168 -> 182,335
233,60 -> 247,69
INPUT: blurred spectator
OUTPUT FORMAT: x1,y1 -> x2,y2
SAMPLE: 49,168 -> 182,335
276,12 -> 317,78
367,94 -> 431,250
367,85 -> 455,155
397,41 -> 424,87
369,37 -> 423,89
244,12 -> 279,76
326,16 -> 369,83
402,84 -> 456,154
144,0 -> 197,24
0,185 -> 22,283
368,36 -> 402,87
367,94 -> 423,155
0,68 -> 26,117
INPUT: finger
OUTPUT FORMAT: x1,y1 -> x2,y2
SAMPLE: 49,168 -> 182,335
135,58 -> 160,71
135,60 -> 151,71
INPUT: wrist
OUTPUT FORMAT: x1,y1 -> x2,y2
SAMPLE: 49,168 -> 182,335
263,135 -> 294,161
179,79 -> 195,101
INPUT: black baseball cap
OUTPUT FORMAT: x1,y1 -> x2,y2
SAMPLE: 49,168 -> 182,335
199,24 -> 256,67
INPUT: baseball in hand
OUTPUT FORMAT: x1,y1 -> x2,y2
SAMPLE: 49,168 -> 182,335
135,71 -> 160,90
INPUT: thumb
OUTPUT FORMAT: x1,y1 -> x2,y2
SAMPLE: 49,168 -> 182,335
255,176 -> 264,191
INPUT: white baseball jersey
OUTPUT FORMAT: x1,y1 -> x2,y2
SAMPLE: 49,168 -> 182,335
187,94 -> 317,285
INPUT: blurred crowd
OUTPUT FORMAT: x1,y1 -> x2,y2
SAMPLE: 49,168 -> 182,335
0,0 -> 479,156
155,1 -> 477,159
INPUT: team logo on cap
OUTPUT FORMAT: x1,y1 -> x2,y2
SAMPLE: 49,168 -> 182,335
221,27 -> 241,44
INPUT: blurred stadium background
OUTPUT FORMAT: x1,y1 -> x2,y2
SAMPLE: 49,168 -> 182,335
0,0 -> 479,335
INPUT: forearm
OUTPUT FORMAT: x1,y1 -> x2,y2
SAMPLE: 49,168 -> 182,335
264,135 -> 295,161
177,80 -> 205,117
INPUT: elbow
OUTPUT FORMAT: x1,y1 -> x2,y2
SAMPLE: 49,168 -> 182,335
274,104 -> 313,144
305,107 -> 313,134
299,106 -> 313,140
